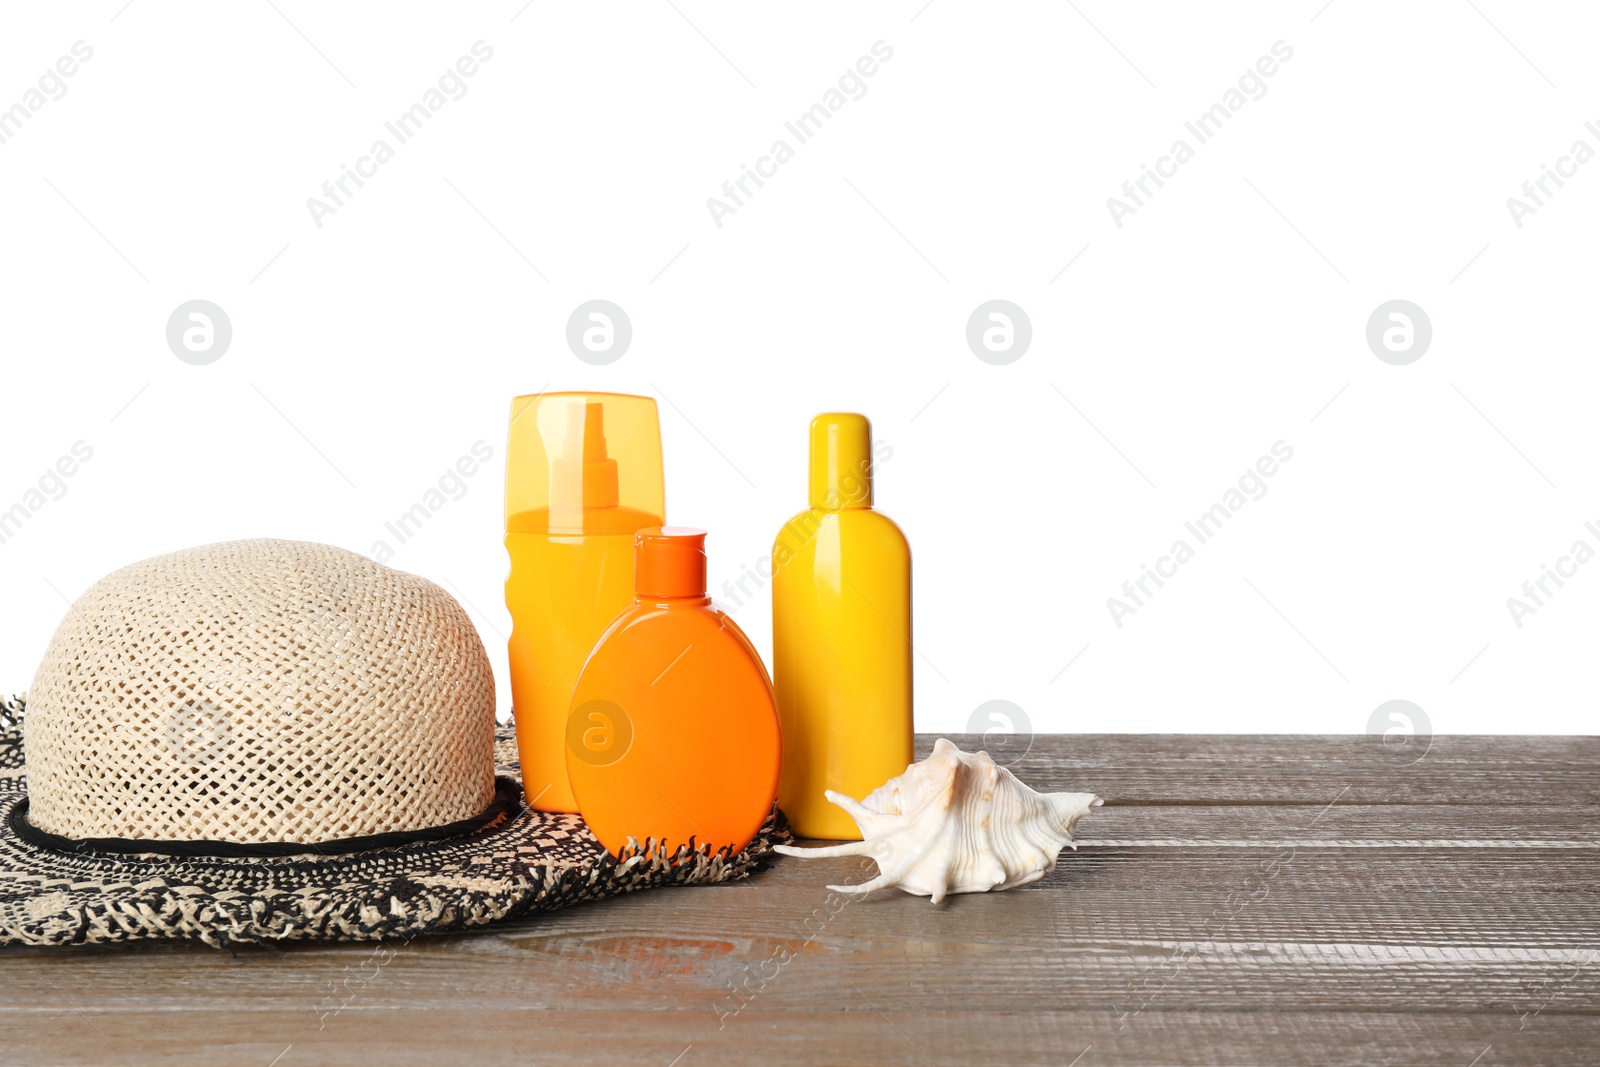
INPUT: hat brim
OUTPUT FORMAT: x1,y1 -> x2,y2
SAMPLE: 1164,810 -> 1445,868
0,702 -> 789,949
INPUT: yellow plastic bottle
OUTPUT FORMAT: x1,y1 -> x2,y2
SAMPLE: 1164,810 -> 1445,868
504,392 -> 664,811
771,412 -> 913,839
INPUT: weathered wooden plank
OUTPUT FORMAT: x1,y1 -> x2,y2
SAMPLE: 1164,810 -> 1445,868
1076,804 -> 1600,842
0,1006 -> 1594,1067
0,734 -> 1594,1066
939,733 -> 1600,806
3,868 -> 1594,1014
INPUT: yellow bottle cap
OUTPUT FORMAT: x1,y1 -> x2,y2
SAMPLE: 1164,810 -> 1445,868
808,412 -> 874,510
506,392 -> 665,535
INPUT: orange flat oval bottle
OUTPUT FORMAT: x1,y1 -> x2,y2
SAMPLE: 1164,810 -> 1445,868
567,528 -> 781,859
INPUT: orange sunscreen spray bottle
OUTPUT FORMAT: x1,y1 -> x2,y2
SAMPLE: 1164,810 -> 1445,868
504,393 -> 665,811
567,527 -> 782,858
772,413 -> 913,839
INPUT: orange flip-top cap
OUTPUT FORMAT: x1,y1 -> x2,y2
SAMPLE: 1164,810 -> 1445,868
634,527 -> 707,598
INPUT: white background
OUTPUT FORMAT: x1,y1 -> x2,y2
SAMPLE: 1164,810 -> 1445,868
1,2 -> 1595,737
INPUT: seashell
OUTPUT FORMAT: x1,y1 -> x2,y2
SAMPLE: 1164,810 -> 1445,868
774,738 -> 1102,902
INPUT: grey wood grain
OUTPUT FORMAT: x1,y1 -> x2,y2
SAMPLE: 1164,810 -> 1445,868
1,734 -> 1595,1066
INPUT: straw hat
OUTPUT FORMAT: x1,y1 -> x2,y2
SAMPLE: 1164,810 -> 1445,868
0,540 -> 784,948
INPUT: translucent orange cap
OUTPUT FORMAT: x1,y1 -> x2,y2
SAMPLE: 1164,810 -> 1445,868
505,392 -> 665,535
808,412 -> 874,510
634,527 -> 707,598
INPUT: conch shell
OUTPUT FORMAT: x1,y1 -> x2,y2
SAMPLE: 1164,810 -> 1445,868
774,739 -> 1102,902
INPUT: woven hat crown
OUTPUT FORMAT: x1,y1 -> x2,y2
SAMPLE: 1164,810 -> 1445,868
23,540 -> 497,846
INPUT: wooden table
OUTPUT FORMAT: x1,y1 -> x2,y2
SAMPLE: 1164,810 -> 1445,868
2,734 -> 1596,1066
